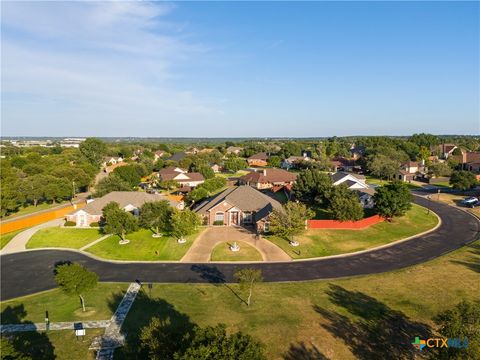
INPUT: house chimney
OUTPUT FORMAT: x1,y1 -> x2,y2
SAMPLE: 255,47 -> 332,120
263,169 -> 267,176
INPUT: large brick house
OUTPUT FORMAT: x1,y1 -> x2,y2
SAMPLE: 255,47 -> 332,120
247,152 -> 269,167
194,186 -> 282,233
238,168 -> 297,190
66,191 -> 183,227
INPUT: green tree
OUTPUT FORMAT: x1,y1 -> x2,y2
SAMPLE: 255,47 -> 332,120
267,156 -> 282,168
234,268 -> 263,307
94,175 -> 131,197
269,202 -> 314,241
113,164 -> 144,187
373,182 -> 412,219
179,324 -> 266,360
224,158 -> 246,172
139,201 -> 172,237
79,138 -> 107,165
54,263 -> 98,312
102,202 -> 138,241
187,187 -> 210,204
450,171 -> 477,190
18,175 -> 47,207
292,169 -> 333,205
328,184 -> 364,221
366,154 -> 399,180
428,162 -> 452,177
197,165 -> 215,180
432,300 -> 480,360
43,176 -> 71,204
170,209 -> 201,241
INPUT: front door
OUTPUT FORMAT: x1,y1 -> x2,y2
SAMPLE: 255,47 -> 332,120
231,212 -> 239,226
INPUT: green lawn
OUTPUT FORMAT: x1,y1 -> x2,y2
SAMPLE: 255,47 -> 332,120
2,241 -> 479,360
0,229 -> 25,249
1,201 -> 68,220
267,204 -> 438,259
215,170 -> 249,179
365,176 -> 389,186
86,228 -> 203,261
26,228 -> 103,249
210,241 -> 263,261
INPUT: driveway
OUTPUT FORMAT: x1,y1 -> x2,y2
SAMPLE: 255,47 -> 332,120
1,196 -> 479,300
181,226 -> 291,262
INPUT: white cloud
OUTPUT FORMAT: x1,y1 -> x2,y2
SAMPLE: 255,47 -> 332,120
1,1 -> 222,136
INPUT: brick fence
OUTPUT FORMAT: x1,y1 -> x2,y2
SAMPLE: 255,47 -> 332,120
307,215 -> 384,230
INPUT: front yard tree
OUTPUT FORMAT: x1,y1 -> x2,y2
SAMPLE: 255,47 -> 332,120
373,182 -> 412,219
197,165 -> 215,180
328,184 -> 364,221
432,300 -> 480,359
428,162 -> 452,178
234,268 -> 263,307
139,201 -> 172,237
366,154 -> 399,180
54,263 -> 98,312
102,202 -> 138,242
268,155 -> 282,168
269,202 -> 314,241
224,158 -> 246,172
292,169 -> 333,205
79,137 -> 107,166
170,209 -> 201,241
113,165 -> 142,187
449,170 -> 477,191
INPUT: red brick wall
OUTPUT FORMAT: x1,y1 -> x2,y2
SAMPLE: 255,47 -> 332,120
307,215 -> 384,230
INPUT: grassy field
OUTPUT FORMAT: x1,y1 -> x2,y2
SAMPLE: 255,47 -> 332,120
26,228 -> 103,249
267,204 -> 438,259
2,241 -> 479,359
0,229 -> 25,249
86,228 -> 204,261
210,241 -> 263,261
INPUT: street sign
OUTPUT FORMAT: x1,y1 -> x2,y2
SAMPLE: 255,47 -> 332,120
75,329 -> 86,336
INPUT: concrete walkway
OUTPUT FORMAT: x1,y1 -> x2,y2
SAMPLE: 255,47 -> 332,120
90,282 -> 142,360
181,226 -> 291,262
1,218 -> 64,255
0,320 -> 110,334
80,235 -> 111,251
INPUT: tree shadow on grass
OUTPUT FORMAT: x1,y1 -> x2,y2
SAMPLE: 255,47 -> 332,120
283,341 -> 330,360
450,242 -> 480,273
190,264 -> 247,305
1,304 -> 56,359
314,284 -> 432,360
107,291 -> 196,360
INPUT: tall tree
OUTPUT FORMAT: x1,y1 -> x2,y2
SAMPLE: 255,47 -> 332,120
450,171 -> 477,191
366,154 -> 399,180
170,209 -> 201,241
79,138 -> 107,165
432,300 -> 480,360
269,202 -> 314,241
139,201 -> 172,237
328,184 -> 364,221
292,169 -> 333,205
224,158 -> 246,172
94,175 -> 131,197
102,202 -> 138,241
373,182 -> 412,219
113,165 -> 142,187
234,268 -> 263,307
54,263 -> 98,312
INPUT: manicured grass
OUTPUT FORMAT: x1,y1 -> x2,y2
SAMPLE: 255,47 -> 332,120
215,170 -> 249,179
26,228 -> 103,249
365,176 -> 389,186
1,283 -> 128,324
267,204 -> 438,259
210,241 -> 263,261
432,192 -> 480,218
1,202 -> 68,220
4,241 -> 478,359
86,228 -> 204,261
0,229 -> 24,249
2,329 -> 102,360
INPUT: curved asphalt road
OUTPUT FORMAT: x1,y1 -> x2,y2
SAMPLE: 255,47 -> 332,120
1,196 -> 479,301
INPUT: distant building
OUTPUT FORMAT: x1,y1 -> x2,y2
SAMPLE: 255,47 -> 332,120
238,168 -> 297,190
60,138 -> 86,148
226,146 -> 243,155
247,152 -> 269,167
157,167 -> 205,187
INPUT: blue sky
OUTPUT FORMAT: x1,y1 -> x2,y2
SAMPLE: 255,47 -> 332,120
1,1 -> 479,137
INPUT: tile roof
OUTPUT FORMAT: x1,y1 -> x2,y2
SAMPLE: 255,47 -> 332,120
239,168 -> 297,184
194,186 -> 282,217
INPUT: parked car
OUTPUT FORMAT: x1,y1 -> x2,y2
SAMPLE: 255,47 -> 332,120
461,197 -> 479,208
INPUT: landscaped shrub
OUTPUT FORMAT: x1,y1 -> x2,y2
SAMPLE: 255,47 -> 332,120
64,221 -> 76,227
90,222 -> 100,227
213,220 -> 224,226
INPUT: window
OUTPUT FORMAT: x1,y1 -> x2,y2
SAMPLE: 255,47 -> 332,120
215,212 -> 224,222
264,222 -> 270,232
243,212 -> 253,224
